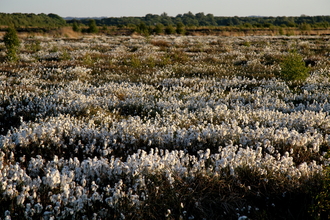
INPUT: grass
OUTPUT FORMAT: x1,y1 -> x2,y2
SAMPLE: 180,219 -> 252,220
0,34 -> 330,219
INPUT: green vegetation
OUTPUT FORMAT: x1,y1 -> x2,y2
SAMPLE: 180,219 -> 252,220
87,19 -> 99,33
1,13 -> 330,37
176,22 -> 186,35
154,23 -> 164,34
279,51 -> 310,82
0,13 -> 66,27
3,26 -> 20,62
164,24 -> 176,34
72,21 -> 81,32
135,22 -> 150,35
0,33 -> 330,220
69,13 -> 330,29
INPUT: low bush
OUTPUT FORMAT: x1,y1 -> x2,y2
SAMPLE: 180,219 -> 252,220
279,51 -> 310,82
3,26 -> 20,62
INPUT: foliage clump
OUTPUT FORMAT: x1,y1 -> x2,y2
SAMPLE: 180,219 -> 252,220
3,26 -> 20,62
279,51 -> 310,82
176,22 -> 186,35
154,23 -> 164,34
0,13 -> 66,27
88,19 -> 98,33
135,22 -> 150,36
72,21 -> 81,32
165,24 -> 176,35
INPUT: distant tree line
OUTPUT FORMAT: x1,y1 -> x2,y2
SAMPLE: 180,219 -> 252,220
1,12 -> 329,31
0,13 -> 66,28
67,12 -> 330,29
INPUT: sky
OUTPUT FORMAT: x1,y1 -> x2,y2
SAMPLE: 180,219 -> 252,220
1,0 -> 329,18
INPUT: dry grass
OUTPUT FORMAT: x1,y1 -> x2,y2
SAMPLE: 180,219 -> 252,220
50,27 -> 81,38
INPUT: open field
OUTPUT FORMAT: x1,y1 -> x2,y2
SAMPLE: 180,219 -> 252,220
0,34 -> 330,219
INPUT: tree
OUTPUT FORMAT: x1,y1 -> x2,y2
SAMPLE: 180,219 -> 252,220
182,11 -> 199,26
88,19 -> 98,33
206,13 -> 217,26
299,23 -> 311,32
4,25 -> 20,62
135,22 -> 150,36
72,21 -> 81,32
144,13 -> 160,25
154,23 -> 164,34
160,12 -> 173,26
196,12 -> 210,26
165,25 -> 176,35
279,51 -> 310,82
176,22 -> 185,35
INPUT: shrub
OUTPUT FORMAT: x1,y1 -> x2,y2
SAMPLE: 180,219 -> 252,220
3,26 -> 20,62
72,21 -> 81,32
154,23 -> 164,34
135,22 -> 150,36
88,19 -> 98,33
279,27 -> 285,35
176,22 -> 186,35
279,51 -> 310,82
165,25 -> 176,35
299,23 -> 312,32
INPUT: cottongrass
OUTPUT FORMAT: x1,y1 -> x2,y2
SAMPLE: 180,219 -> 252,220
0,34 -> 330,219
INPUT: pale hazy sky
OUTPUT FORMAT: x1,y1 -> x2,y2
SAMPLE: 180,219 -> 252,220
1,0 -> 329,17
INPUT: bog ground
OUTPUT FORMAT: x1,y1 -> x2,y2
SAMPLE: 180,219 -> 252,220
0,34 -> 330,219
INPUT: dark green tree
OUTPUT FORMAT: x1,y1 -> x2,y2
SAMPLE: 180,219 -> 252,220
164,24 -> 176,35
88,19 -> 98,33
176,22 -> 185,35
4,25 -> 20,62
144,13 -> 160,25
299,23 -> 311,32
196,12 -> 210,26
160,12 -> 173,26
243,22 -> 253,28
72,21 -> 81,32
154,23 -> 164,34
136,22 -> 149,36
47,13 -> 66,26
182,11 -> 199,26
